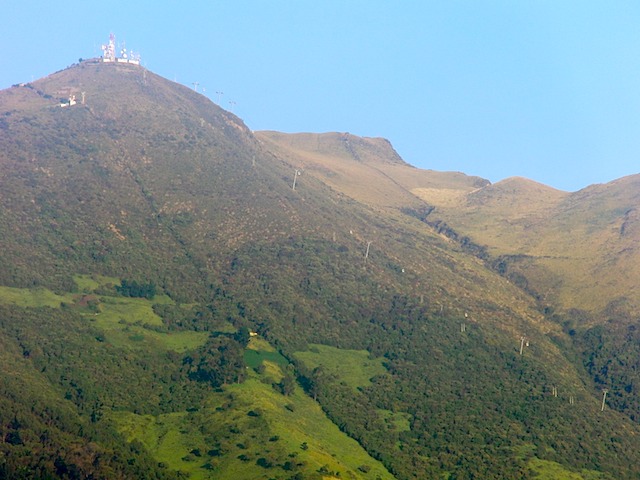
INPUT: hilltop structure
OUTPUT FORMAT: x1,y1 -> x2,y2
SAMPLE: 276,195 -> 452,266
101,33 -> 140,65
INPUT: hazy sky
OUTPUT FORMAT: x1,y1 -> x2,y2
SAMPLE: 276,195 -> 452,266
4,1 -> 640,191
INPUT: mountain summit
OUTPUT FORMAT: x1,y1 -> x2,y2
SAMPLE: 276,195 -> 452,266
1,61 -> 640,479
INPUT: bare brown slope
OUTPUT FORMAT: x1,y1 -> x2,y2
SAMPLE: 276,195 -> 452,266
256,131 -> 488,210
424,174 -> 640,317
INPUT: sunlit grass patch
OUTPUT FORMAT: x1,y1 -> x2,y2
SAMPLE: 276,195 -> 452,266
378,409 -> 411,432
73,273 -> 120,292
294,343 -> 386,388
92,295 -> 166,328
113,353 -> 393,480
527,458 -> 608,480
246,336 -> 275,351
144,329 -> 209,352
112,410 -> 209,479
224,369 -> 394,479
0,285 -> 73,308
244,348 -> 288,370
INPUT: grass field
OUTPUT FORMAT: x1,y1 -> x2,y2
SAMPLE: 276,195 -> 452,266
0,281 -> 209,353
114,339 -> 395,480
293,344 -> 387,388
84,295 -> 209,352
0,285 -> 75,308
113,410 -> 210,479
73,273 -> 121,292
244,336 -> 289,369
377,409 -> 411,432
513,445 -> 608,480
527,458 -> 608,480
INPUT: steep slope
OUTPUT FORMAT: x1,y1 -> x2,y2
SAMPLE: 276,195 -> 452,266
263,131 -> 639,321
2,62 -> 640,479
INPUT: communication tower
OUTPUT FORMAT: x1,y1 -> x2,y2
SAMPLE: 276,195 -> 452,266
101,33 -> 116,62
101,33 -> 140,64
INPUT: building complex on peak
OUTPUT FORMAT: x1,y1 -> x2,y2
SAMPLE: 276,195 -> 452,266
101,33 -> 140,65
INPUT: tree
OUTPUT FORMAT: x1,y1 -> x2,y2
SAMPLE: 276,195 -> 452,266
185,336 -> 245,387
276,373 -> 295,396
309,366 -> 324,401
234,326 -> 251,347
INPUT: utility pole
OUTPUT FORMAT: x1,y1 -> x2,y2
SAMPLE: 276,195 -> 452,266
601,389 -> 608,412
229,100 -> 236,112
216,91 -> 224,104
292,169 -> 301,190
192,81 -> 199,92
569,395 -> 575,405
364,241 -> 372,262
520,336 -> 527,355
552,386 -> 557,397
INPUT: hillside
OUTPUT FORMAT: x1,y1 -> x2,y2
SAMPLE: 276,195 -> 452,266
414,173 -> 640,318
262,130 -> 640,455
1,61 -> 640,479
259,131 -> 640,320
256,130 -> 489,210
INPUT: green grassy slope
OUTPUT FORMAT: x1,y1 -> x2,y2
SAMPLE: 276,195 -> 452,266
114,355 -> 394,480
0,281 -> 392,479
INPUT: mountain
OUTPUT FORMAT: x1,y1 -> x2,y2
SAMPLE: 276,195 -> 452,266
262,129 -> 640,461
1,60 -> 640,479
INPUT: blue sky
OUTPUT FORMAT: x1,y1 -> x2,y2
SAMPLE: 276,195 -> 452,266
3,1 -> 640,191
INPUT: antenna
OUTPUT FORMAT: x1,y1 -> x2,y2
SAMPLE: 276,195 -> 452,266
292,169 -> 301,190
81,92 -> 86,105
601,389 -> 608,411
101,33 -> 116,62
